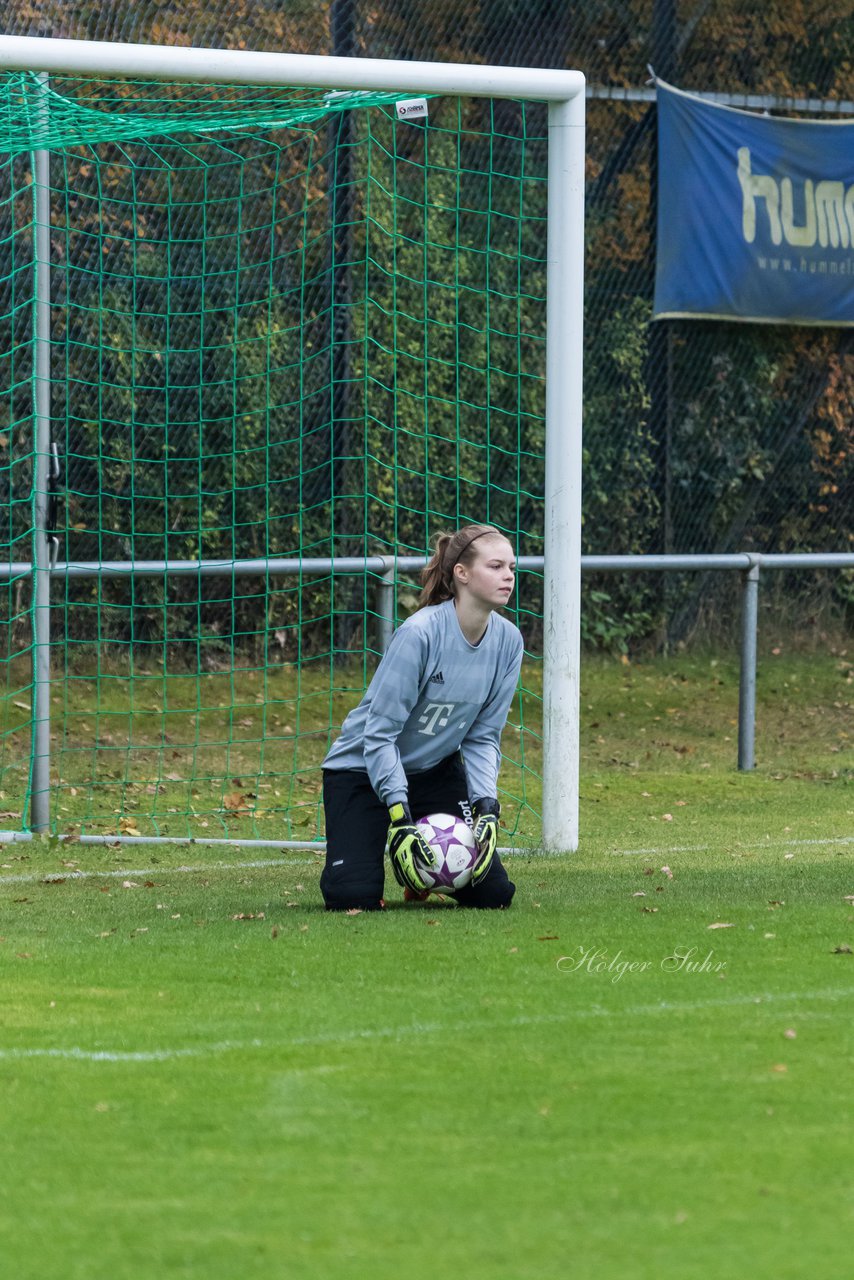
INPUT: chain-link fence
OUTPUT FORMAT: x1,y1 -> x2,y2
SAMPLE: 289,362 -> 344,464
4,1 -> 853,647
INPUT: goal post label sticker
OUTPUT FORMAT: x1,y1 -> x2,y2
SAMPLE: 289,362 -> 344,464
395,98 -> 429,123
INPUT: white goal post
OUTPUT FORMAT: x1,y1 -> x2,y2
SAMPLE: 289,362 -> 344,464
0,34 -> 586,853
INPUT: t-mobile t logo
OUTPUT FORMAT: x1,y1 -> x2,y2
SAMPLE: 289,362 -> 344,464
417,702 -> 455,736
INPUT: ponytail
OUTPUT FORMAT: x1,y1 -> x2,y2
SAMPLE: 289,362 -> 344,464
416,524 -> 502,609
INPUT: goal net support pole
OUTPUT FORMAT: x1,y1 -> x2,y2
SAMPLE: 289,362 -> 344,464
0,35 -> 586,853
543,96 -> 585,853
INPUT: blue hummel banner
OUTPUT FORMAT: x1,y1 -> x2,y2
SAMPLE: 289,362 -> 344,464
653,80 -> 854,326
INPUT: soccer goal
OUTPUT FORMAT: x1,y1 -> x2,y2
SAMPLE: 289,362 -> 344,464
0,36 -> 584,853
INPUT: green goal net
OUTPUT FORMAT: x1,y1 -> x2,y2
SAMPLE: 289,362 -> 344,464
0,70 -> 548,847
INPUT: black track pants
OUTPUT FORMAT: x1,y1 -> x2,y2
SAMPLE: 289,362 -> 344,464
320,753 -> 515,911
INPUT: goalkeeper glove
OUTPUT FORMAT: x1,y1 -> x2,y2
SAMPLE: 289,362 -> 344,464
386,801 -> 437,895
471,797 -> 500,886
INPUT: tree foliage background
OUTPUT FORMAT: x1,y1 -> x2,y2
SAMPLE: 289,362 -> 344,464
1,0 -> 852,655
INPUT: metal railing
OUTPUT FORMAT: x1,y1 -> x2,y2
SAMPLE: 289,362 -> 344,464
3,550 -> 851,817
580,552 -> 853,769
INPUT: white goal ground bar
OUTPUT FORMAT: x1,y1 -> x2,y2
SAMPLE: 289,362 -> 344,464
2,987 -> 853,1064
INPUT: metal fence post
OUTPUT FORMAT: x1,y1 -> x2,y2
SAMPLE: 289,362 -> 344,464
738,554 -> 761,771
376,558 -> 395,653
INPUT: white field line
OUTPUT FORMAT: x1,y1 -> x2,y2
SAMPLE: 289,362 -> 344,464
0,856 -> 320,886
3,834 -> 850,885
3,987 -> 854,1064
0,847 -> 534,886
611,834 -> 854,856
1,832 -> 851,885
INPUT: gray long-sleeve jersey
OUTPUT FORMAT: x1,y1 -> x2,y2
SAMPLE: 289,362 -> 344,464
323,599 -> 524,806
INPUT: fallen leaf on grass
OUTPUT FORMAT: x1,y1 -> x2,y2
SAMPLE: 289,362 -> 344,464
784,1028 -> 797,1039
631,891 -> 647,898
223,791 -> 253,813
232,912 -> 265,921
832,944 -> 853,954
641,907 -> 659,914
42,877 -> 66,886
708,922 -> 735,929
538,935 -> 558,941
771,1064 -> 787,1073
345,908 -> 363,916
661,865 -> 673,879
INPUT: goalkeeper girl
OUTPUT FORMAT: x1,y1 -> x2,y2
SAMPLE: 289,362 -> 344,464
320,524 -> 523,911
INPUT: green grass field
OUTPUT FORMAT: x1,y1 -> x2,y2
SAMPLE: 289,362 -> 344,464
1,651 -> 852,1278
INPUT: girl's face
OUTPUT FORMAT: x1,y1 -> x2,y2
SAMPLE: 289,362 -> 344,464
454,536 -> 516,609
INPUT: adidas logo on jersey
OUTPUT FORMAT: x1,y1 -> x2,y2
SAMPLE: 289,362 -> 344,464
429,671 -> 445,684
